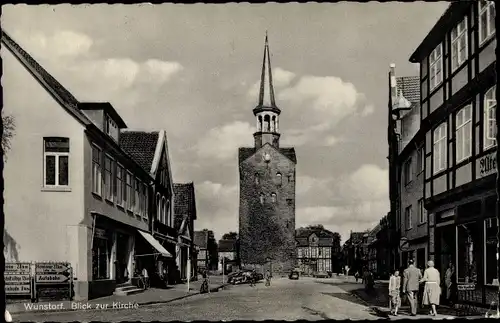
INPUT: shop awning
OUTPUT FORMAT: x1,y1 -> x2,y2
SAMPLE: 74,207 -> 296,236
137,230 -> 173,258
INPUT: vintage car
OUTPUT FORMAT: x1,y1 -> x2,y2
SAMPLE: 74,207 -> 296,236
289,270 -> 300,280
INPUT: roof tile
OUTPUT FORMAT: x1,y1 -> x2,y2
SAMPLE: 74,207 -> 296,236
119,131 -> 159,172
173,183 -> 196,230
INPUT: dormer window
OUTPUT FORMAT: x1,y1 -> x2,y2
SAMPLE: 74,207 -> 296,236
105,115 -> 119,142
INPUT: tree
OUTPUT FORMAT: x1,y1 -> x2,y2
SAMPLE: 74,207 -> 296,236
222,232 -> 238,240
1,113 -> 15,161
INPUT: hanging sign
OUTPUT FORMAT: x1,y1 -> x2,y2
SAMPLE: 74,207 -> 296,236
477,152 -> 497,178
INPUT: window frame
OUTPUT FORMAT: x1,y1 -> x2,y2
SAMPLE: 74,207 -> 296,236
455,104 -> 473,163
433,122 -> 448,174
134,177 -> 141,215
404,158 -> 413,185
126,171 -> 134,211
405,205 -> 413,230
91,144 -> 103,196
451,18 -> 468,72
429,43 -> 443,91
417,147 -> 424,174
418,199 -> 426,224
116,163 -> 124,207
103,154 -> 115,202
43,137 -> 70,188
479,1 -> 496,45
484,85 -> 497,149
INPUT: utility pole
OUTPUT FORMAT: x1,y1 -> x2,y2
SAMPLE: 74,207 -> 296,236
222,257 -> 225,284
187,247 -> 191,293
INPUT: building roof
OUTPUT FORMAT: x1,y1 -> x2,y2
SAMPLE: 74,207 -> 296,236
295,227 -> 337,247
194,231 -> 208,249
253,32 -> 280,115
119,131 -> 159,172
1,31 -> 90,126
396,76 -> 420,106
239,147 -> 297,164
173,182 -> 197,230
218,239 -> 237,253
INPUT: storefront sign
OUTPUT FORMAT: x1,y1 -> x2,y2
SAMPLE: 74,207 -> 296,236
457,283 -> 476,291
477,152 -> 497,178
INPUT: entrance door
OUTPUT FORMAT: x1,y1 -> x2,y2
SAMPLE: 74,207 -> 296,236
115,232 -> 130,284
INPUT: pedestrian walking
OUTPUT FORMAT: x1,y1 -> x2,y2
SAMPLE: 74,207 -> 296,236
403,259 -> 422,316
249,270 -> 256,287
388,270 -> 401,316
265,270 -> 271,287
420,260 -> 441,316
355,271 -> 360,283
444,262 -> 455,305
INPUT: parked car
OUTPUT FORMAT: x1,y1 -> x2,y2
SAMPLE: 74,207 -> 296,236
229,270 -> 263,285
289,270 -> 299,280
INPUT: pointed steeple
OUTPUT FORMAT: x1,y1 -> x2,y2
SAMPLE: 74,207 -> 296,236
258,31 -> 277,108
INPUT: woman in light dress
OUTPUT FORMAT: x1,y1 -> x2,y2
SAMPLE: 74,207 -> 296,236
420,260 -> 441,316
388,270 -> 401,316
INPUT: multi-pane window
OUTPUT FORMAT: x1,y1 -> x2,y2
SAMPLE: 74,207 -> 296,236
92,145 -> 102,195
403,158 -> 413,185
451,18 -> 468,72
433,122 -> 448,174
429,44 -> 443,90
455,104 -> 472,162
417,147 -> 424,174
418,199 -> 426,224
104,155 -> 114,201
134,178 -> 141,214
43,137 -> 70,187
484,85 -> 497,149
405,205 -> 413,230
156,195 -> 161,221
116,164 -> 124,206
105,115 -> 119,142
479,1 -> 496,45
126,172 -> 134,211
142,184 -> 148,219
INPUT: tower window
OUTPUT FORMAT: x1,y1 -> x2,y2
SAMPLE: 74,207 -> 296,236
287,198 -> 293,206
258,115 -> 263,132
287,174 -> 293,183
259,193 -> 265,204
276,173 -> 282,186
271,115 -> 276,132
264,115 -> 271,132
271,193 -> 277,203
255,173 -> 260,185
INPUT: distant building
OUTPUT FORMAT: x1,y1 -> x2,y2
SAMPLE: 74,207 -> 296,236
295,226 -> 340,275
173,183 -> 197,281
342,231 -> 368,275
194,230 -> 218,271
238,34 -> 297,274
217,239 -> 238,273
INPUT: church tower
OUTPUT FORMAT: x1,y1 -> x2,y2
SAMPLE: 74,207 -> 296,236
238,33 -> 297,274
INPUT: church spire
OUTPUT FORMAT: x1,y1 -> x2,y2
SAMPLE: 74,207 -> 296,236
258,31 -> 276,108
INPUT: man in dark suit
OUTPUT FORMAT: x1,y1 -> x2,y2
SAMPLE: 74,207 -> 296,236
403,259 -> 422,316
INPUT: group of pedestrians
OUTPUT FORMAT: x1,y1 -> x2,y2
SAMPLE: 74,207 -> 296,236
388,259 -> 443,317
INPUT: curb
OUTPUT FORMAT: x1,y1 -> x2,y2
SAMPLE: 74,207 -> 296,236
8,283 -> 229,315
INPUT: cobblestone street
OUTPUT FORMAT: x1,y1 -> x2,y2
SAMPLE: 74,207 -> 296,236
11,278 -> 379,321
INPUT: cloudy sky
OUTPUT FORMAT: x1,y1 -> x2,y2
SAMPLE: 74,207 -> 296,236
2,3 -> 448,243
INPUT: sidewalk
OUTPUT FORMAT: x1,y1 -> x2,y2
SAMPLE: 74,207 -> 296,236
347,280 -> 487,319
7,276 -> 228,315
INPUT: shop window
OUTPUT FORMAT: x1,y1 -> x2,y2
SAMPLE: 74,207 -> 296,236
457,222 -> 481,283
485,218 -> 499,285
92,230 -> 111,280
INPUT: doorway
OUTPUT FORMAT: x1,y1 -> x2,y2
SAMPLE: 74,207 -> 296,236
115,232 -> 130,284
435,225 -> 455,274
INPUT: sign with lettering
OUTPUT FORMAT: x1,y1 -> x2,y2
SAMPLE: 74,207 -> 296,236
94,228 -> 108,239
35,262 -> 71,274
477,152 -> 497,178
5,274 -> 31,285
457,283 -> 476,291
36,274 -> 70,284
5,284 -> 31,294
6,262 -> 31,273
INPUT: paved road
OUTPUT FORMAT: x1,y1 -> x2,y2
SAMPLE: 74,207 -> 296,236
12,277 -> 380,321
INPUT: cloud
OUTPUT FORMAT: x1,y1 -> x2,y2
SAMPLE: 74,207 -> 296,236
295,164 -> 389,243
195,181 -> 239,241
11,29 -> 183,104
195,121 -> 255,161
361,104 -> 375,116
